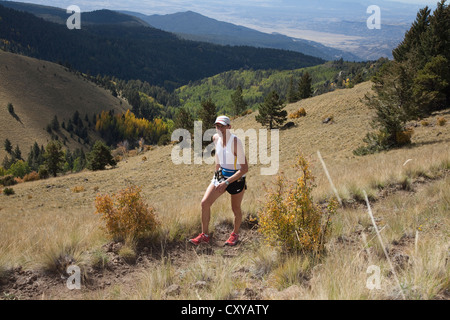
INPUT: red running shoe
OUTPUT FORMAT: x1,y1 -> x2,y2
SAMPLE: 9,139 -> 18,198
189,233 -> 210,245
225,232 -> 239,246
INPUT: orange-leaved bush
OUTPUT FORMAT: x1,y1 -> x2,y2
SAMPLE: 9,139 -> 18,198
288,107 -> 306,119
395,127 -> 414,146
258,154 -> 338,254
94,185 -> 159,241
437,116 -> 446,126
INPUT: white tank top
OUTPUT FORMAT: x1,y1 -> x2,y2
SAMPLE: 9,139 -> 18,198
215,133 -> 245,175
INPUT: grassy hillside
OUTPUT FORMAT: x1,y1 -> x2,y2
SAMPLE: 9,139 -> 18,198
176,59 -> 386,116
1,81 -> 449,300
0,50 -> 130,162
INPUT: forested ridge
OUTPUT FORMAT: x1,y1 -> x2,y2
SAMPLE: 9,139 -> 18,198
0,5 -> 324,90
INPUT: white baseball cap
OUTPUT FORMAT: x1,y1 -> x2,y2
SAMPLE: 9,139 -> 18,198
214,115 -> 231,126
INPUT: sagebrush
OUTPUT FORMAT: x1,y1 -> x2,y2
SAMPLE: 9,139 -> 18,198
94,185 -> 159,241
289,108 -> 306,119
258,154 -> 338,254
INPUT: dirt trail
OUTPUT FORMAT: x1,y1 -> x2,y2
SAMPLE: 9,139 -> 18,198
0,221 -> 259,300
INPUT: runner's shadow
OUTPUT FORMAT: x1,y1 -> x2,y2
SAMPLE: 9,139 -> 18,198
194,245 -> 214,255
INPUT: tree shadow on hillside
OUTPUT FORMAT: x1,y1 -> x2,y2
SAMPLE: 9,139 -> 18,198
433,109 -> 450,116
8,109 -> 23,125
408,137 -> 450,149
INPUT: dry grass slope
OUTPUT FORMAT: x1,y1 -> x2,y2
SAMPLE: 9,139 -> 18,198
0,80 -> 449,300
0,50 -> 130,161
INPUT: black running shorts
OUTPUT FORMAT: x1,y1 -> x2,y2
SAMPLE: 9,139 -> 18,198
226,177 -> 247,195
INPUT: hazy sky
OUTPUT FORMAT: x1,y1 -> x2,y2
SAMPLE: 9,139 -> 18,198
1,0 -> 440,36
2,0 -> 439,15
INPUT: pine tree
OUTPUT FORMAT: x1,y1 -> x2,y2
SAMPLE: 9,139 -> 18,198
357,1 -> 450,155
12,144 -> 22,161
7,102 -> 19,121
67,119 -> 74,132
87,140 -> 116,171
392,1 -> 450,112
27,142 -> 43,172
413,55 -> 449,113
198,98 -> 217,148
65,149 -> 74,171
73,148 -> 87,172
366,61 -> 417,146
72,110 -> 82,127
424,1 -> 450,106
393,6 -> 431,66
4,139 -> 12,154
51,115 -> 60,131
230,85 -> 247,116
174,107 -> 194,133
298,72 -> 313,99
44,140 -> 65,177
2,155 -> 13,170
423,0 -> 450,62
255,91 -> 287,129
287,76 -> 299,103
7,102 -> 14,115
198,98 -> 217,130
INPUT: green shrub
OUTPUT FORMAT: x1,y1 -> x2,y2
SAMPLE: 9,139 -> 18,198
7,160 -> 30,178
353,130 -> 390,156
90,249 -> 110,270
38,165 -> 49,179
0,175 -> 16,187
3,187 -> 15,196
118,245 -> 137,264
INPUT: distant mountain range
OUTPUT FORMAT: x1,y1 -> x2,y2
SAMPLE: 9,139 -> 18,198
121,10 -> 363,62
0,1 -> 362,61
0,1 -> 148,26
0,2 -> 324,90
137,0 -> 423,60
0,0 -> 427,61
